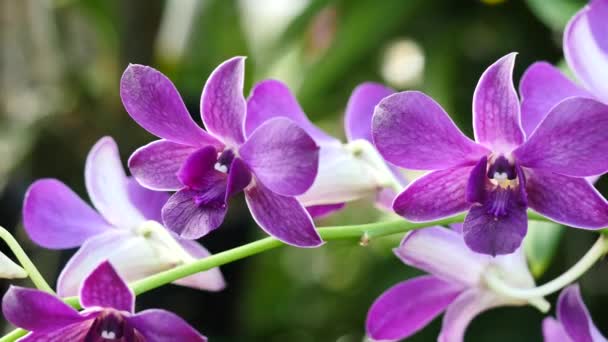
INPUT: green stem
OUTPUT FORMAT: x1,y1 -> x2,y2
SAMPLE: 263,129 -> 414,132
0,213 -> 551,341
0,226 -> 54,294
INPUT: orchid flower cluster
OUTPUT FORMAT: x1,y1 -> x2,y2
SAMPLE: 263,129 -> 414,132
1,1 -> 608,341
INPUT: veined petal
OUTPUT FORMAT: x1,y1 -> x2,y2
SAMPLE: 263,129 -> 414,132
557,285 -> 606,342
472,53 -> 525,151
245,182 -> 322,247
126,178 -> 168,223
245,79 -> 338,144
120,64 -> 220,147
172,239 -> 226,291
366,276 -> 463,341
0,253 -> 26,279
19,320 -> 94,342
80,261 -> 134,313
128,309 -> 207,342
240,118 -> 319,197
395,227 -> 490,286
162,188 -> 228,240
85,137 -> 145,229
128,139 -> 199,191
513,97 -> 608,177
23,179 -> 112,249
543,317 -> 572,342
519,62 -> 591,136
463,192 -> 528,256
438,289 -> 503,342
57,230 -> 182,297
525,169 -> 608,229
297,143 -> 382,206
373,91 -> 488,170
344,82 -> 394,142
201,57 -> 247,146
2,286 -> 85,332
564,0 -> 608,102
393,166 -> 474,221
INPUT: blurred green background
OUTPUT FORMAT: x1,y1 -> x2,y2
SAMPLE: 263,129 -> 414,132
1,0 -> 606,341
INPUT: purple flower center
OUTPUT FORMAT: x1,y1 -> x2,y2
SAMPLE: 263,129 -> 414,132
214,149 -> 235,174
84,310 -> 141,342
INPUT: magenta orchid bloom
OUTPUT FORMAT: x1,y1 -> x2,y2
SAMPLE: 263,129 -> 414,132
366,226 -> 544,342
543,285 -> 606,342
2,261 -> 206,341
246,79 -> 404,216
121,57 -> 322,247
372,53 -> 608,256
521,0 -> 608,139
23,137 -> 224,297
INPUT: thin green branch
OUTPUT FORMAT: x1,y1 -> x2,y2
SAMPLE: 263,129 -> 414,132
0,213 -> 552,341
0,226 -> 54,294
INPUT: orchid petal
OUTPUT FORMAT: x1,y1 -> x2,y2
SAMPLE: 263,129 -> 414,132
463,196 -> 528,256
128,309 -> 207,342
393,166 -> 474,221
557,285 -> 606,342
525,169 -> 608,229
514,97 -> 608,177
306,203 -> 346,218
201,56 -> 247,145
344,82 -> 394,142
172,239 -> 226,291
366,275 -> 462,341
85,137 -> 145,228
438,289 -> 502,342
19,320 -> 94,342
543,317 -> 572,342
120,65 -> 220,147
564,0 -> 608,102
0,253 -> 26,279
161,188 -> 228,240
472,53 -> 524,151
126,178 -> 168,223
245,79 -> 338,144
240,118 -> 319,196
373,91 -> 488,169
80,261 -> 134,312
395,227 -> 490,286
245,182 -> 322,247
23,179 -> 112,249
57,230 -> 182,297
519,62 -> 590,136
2,286 -> 85,331
297,143 -> 383,206
128,139 -> 199,191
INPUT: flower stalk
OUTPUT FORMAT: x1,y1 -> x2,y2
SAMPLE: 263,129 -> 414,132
0,226 -> 53,294
484,234 -> 608,308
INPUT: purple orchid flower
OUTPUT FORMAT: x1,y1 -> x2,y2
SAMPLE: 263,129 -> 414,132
366,226 -> 545,342
23,137 -> 224,297
121,57 -> 322,247
543,284 -> 606,342
521,0 -> 608,139
372,53 -> 608,256
2,261 -> 206,341
246,79 -> 405,215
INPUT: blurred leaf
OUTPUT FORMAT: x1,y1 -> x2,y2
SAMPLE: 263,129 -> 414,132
297,0 -> 428,116
524,221 -> 565,278
525,0 -> 585,32
176,0 -> 252,94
